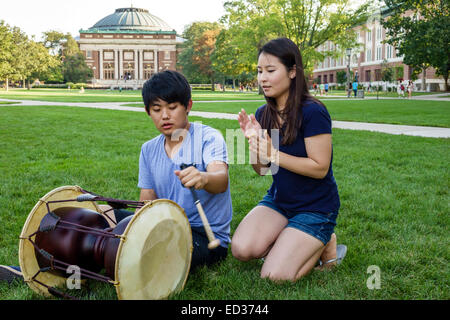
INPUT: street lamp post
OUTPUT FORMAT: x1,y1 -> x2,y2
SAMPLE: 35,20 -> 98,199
346,48 -> 352,98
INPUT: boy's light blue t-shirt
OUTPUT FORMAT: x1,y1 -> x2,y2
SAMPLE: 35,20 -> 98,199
138,122 -> 232,248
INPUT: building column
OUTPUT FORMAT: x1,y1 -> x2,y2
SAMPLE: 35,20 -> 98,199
154,49 -> 158,74
139,49 -> 144,80
99,49 -> 104,80
114,49 -> 119,80
134,49 -> 138,80
119,49 -> 123,79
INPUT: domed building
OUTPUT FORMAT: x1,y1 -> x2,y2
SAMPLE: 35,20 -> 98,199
78,7 -> 180,88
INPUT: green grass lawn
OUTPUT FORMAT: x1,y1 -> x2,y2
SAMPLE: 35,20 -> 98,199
2,88 -> 449,127
0,101 -> 19,105
319,90 -> 441,97
186,99 -> 449,127
0,105 -> 448,300
0,88 -> 264,103
124,99 -> 450,128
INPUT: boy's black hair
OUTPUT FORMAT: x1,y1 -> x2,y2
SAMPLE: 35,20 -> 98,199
142,70 -> 191,114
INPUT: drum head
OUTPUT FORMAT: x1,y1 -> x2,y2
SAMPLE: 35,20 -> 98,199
18,186 -> 100,297
115,199 -> 192,300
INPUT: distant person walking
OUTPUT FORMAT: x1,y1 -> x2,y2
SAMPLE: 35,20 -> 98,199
324,83 -> 329,96
407,80 -> 413,99
347,82 -> 352,98
319,83 -> 325,96
352,81 -> 358,97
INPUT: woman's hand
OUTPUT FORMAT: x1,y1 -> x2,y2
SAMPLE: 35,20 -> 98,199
249,130 -> 279,165
238,108 -> 262,139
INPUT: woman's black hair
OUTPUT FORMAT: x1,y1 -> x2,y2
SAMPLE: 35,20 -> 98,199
258,37 -> 323,145
142,70 -> 191,114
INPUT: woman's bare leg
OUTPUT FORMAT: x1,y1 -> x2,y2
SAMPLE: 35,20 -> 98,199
231,206 -> 288,261
260,227 -> 324,282
316,233 -> 337,270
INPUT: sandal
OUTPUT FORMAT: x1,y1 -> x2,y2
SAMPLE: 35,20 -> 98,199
318,244 -> 347,267
0,265 -> 23,285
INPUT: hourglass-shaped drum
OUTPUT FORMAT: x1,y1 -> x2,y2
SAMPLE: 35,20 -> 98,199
18,186 -> 192,300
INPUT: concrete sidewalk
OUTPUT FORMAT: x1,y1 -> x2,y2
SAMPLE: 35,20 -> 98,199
1,98 -> 449,138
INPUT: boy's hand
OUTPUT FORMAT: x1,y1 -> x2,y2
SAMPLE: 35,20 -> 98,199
174,166 -> 208,190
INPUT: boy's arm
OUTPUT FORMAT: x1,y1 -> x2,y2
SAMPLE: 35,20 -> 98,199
139,188 -> 158,201
203,161 -> 229,194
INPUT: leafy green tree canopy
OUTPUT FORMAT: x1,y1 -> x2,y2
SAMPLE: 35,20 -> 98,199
382,0 -> 449,90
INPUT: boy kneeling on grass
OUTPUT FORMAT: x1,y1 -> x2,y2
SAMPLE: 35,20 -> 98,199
0,71 -> 232,284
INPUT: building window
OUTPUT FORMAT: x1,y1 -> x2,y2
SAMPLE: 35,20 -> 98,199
143,63 -> 154,79
164,51 -> 170,60
376,46 -> 382,60
124,51 -> 134,60
144,51 -> 154,60
324,75 -> 328,83
104,51 -> 114,60
366,49 -> 372,62
377,27 -> 382,40
367,30 -> 372,42
386,45 -> 393,59
365,70 -> 371,82
103,63 -> 114,80
330,74 -> 334,83
123,62 -> 135,80
375,69 -> 382,81
86,50 -> 92,59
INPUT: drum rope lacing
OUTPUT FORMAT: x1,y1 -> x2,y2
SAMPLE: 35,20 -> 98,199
21,189 -> 147,299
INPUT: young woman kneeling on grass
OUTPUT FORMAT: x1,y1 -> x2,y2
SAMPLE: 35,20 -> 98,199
232,38 -> 347,282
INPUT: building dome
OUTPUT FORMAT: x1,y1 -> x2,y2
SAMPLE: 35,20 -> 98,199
90,7 -> 174,32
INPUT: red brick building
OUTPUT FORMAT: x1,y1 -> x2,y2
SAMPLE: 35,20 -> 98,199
78,7 -> 182,89
312,8 -> 447,91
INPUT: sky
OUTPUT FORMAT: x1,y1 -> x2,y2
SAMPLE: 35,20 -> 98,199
0,0 -> 227,40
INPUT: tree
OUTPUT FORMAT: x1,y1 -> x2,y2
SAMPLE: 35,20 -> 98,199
62,34 -> 81,57
42,30 -> 65,55
178,22 -> 222,89
193,28 -> 222,90
0,21 -> 14,90
380,59 -> 394,91
25,41 -> 61,88
382,0 -> 450,91
178,22 -> 222,91
220,0 -> 373,76
212,29 -> 253,90
62,53 -> 93,83
336,70 -> 347,85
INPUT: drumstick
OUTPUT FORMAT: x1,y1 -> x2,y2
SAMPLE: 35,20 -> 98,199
180,164 -> 221,249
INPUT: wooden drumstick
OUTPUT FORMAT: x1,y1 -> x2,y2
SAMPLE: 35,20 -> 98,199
180,164 -> 221,249
193,195 -> 221,250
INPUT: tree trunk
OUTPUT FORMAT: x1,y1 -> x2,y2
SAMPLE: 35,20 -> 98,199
211,74 -> 215,92
422,67 -> 426,91
6,77 -> 8,92
233,78 -> 236,92
27,79 -> 31,90
444,74 -> 449,92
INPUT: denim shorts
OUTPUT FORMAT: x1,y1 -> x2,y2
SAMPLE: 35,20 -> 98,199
258,194 -> 338,245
